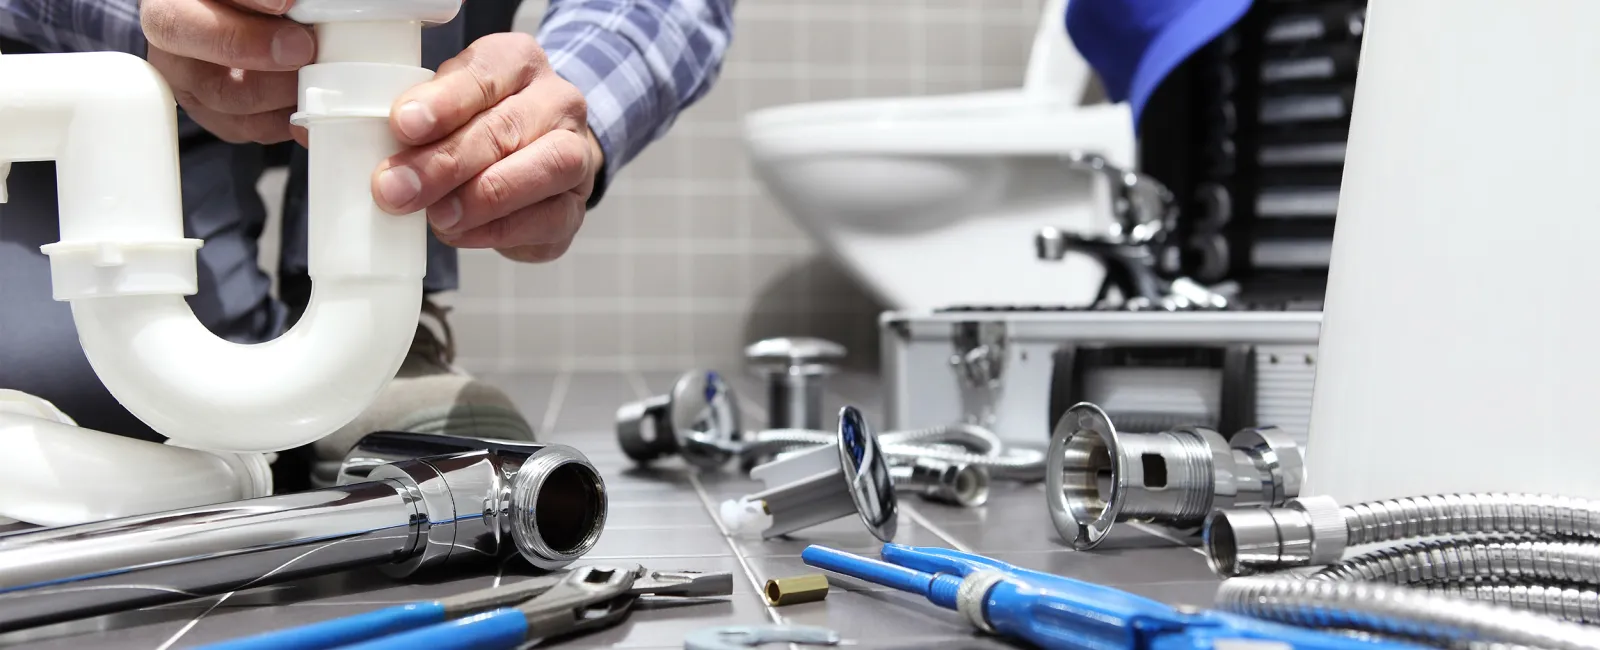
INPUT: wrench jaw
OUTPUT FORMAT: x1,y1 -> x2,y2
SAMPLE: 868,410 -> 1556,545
682,625 -> 845,650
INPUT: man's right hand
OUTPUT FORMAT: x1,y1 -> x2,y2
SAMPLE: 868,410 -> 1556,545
140,0 -> 315,144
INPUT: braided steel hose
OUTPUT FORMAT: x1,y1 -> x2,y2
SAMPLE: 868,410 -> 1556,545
1215,576 -> 1600,650
1306,539 -> 1600,624
1205,493 -> 1600,577
1312,540 -> 1600,587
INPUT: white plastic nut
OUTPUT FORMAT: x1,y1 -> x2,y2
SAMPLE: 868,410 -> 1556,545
720,498 -> 772,537
286,0 -> 462,25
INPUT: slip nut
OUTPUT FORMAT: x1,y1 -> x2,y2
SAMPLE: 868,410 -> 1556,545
764,574 -> 830,607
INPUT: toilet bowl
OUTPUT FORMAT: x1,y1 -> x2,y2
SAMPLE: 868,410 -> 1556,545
744,0 -> 1136,310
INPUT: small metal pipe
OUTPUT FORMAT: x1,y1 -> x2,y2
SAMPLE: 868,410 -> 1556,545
0,441 -> 607,632
1047,402 -> 1304,550
889,458 -> 990,508
615,370 -> 742,470
745,338 -> 846,431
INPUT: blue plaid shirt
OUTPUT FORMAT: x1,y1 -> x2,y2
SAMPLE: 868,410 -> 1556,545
0,0 -> 733,186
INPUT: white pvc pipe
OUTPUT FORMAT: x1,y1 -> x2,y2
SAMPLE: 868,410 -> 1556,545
0,411 -> 272,527
1302,0 -> 1600,503
0,22 -> 436,453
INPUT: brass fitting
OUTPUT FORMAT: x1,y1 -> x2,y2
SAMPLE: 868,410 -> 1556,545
764,574 -> 830,606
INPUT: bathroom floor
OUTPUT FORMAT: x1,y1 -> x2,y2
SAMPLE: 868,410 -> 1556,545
0,370 -> 1223,650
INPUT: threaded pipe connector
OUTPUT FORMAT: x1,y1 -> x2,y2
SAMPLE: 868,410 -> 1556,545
1047,402 -> 1305,550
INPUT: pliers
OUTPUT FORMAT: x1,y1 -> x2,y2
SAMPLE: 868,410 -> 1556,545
199,564 -> 734,650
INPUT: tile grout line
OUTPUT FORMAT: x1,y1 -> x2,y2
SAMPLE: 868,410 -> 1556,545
153,591 -> 235,650
687,472 -> 784,626
539,371 -> 572,435
626,369 -> 783,627
900,503 -> 975,554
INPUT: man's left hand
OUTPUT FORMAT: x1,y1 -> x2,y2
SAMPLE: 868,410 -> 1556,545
369,32 -> 604,263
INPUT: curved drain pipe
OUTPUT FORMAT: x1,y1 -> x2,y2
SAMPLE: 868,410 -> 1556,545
0,391 -> 273,527
0,1 -> 459,453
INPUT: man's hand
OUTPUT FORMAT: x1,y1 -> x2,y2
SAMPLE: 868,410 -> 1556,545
140,0 -> 313,144
372,33 -> 605,263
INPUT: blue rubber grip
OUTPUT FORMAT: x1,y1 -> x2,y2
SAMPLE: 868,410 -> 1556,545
334,608 -> 529,650
194,603 -> 447,650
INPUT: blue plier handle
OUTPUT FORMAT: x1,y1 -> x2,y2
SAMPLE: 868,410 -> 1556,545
802,544 -> 1424,650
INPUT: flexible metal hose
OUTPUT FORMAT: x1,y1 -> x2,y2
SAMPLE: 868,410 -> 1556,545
1215,576 -> 1600,650
739,424 -> 1045,481
1308,539 -> 1600,624
1312,539 -> 1600,588
1340,494 -> 1600,548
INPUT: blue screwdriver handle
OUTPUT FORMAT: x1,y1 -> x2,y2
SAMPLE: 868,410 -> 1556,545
194,602 -> 449,650
332,608 -> 528,650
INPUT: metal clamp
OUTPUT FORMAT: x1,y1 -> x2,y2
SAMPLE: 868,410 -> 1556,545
745,337 -> 846,430
615,370 -> 742,470
684,625 -> 843,650
1046,402 -> 1304,550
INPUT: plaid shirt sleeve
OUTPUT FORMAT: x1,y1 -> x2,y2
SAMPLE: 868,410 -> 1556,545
534,0 -> 735,190
0,0 -> 145,56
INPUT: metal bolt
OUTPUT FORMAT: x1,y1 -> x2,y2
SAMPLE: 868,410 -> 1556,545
744,338 -> 846,431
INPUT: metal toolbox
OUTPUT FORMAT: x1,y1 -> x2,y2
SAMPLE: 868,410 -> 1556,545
880,307 -> 1323,446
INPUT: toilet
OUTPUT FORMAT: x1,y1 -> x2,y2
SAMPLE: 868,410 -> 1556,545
743,0 -> 1136,310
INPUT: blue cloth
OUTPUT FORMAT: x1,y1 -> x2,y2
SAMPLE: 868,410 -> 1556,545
1066,0 -> 1253,125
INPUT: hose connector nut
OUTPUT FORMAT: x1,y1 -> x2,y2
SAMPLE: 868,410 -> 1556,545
1202,494 -> 1348,577
616,370 -> 742,470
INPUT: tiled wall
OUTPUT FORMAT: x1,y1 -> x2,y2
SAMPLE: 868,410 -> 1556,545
442,0 -> 1051,373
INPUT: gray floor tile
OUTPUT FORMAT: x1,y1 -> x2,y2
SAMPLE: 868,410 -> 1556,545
557,373 -> 644,432
166,603 -> 406,648
0,606 -> 203,650
588,525 -> 732,559
774,588 -> 972,642
1110,580 -> 1222,608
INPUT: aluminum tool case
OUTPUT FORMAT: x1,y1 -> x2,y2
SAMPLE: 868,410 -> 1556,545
880,308 -> 1323,446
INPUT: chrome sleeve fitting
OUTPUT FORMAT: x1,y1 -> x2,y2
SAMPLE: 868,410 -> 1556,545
507,445 -> 608,571
890,457 -> 991,508
1048,402 -> 1305,550
1205,493 -> 1600,578
1215,576 -> 1600,650
614,370 -> 742,470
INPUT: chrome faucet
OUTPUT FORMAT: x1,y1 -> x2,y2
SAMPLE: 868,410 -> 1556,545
1039,152 -> 1229,311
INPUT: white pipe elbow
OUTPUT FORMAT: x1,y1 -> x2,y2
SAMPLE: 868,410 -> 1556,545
0,392 -> 272,526
72,282 -> 422,453
0,16 -> 445,453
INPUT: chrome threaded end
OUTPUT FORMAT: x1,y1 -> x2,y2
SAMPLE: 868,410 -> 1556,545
510,445 -> 608,571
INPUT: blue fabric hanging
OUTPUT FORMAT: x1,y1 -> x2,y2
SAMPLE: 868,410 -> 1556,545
1065,0 -> 1254,125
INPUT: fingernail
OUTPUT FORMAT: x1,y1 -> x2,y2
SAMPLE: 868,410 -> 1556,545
430,197 -> 463,231
378,166 -> 422,209
396,102 -> 436,141
271,27 -> 315,66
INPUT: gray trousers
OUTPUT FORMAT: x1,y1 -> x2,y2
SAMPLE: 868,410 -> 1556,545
0,23 -> 468,444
